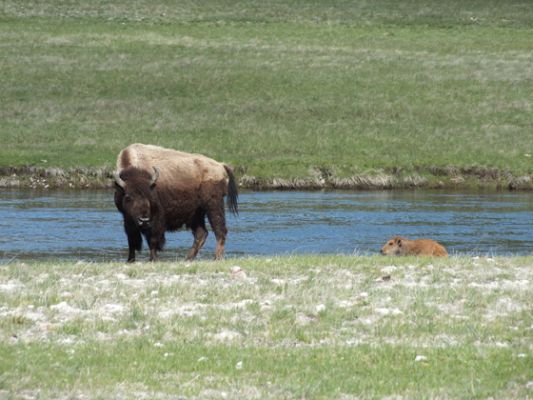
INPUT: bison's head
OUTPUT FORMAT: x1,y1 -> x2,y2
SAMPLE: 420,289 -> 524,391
114,167 -> 159,229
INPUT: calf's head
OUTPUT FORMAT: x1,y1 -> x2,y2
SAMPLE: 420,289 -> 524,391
114,167 -> 159,228
380,236 -> 404,255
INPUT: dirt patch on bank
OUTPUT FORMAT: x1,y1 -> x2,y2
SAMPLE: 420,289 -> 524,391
0,165 -> 532,190
0,166 -> 113,190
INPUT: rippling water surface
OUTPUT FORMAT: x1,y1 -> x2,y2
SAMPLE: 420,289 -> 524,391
1,189 -> 532,262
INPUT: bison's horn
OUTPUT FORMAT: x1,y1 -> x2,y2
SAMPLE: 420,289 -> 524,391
114,171 -> 126,189
150,167 -> 159,186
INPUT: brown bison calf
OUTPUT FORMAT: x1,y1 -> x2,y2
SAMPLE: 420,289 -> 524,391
114,143 -> 238,262
380,236 -> 448,257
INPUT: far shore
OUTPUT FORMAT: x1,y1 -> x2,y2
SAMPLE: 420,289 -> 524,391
1,165 -> 532,191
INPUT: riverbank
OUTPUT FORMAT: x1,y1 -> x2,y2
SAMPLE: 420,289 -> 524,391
1,256 -> 531,398
1,165 -> 532,191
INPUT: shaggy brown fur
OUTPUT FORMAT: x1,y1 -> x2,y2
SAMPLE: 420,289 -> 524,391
114,144 -> 238,262
380,236 -> 448,257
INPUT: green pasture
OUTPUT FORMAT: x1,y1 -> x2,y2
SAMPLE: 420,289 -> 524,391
0,256 -> 531,398
1,0 -> 532,185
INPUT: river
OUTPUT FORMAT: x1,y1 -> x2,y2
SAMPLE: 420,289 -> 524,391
1,189 -> 532,262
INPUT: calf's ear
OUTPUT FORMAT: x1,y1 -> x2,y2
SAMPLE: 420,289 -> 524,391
396,238 -> 402,247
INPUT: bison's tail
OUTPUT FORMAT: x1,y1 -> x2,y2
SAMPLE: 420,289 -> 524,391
224,164 -> 239,216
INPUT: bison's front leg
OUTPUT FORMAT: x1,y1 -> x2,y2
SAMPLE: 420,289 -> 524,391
149,247 -> 158,262
145,231 -> 165,262
124,220 -> 142,263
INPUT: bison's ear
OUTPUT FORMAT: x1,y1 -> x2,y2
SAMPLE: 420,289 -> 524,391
396,238 -> 402,247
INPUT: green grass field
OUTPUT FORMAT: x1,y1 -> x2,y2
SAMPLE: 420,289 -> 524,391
1,1 -> 532,187
0,256 -> 531,398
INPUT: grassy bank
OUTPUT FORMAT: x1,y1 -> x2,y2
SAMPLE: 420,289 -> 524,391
1,1 -> 532,189
1,256 -> 532,398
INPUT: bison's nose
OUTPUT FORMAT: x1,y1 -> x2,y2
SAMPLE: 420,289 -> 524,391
137,217 -> 150,226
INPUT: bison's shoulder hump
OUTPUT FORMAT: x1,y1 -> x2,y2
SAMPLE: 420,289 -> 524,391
117,144 -> 228,185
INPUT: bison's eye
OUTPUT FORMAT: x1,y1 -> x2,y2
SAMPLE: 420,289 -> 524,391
124,194 -> 132,203
389,242 -> 393,246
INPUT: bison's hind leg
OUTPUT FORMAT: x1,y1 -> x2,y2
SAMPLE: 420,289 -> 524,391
206,203 -> 227,260
186,212 -> 208,261
200,182 -> 228,260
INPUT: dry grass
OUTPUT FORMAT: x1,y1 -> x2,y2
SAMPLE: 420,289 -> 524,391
1,256 -> 531,398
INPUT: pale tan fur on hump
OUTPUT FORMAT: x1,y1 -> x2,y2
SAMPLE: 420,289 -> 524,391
116,143 -> 228,185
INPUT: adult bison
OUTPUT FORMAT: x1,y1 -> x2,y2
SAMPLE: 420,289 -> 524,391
114,143 -> 238,262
